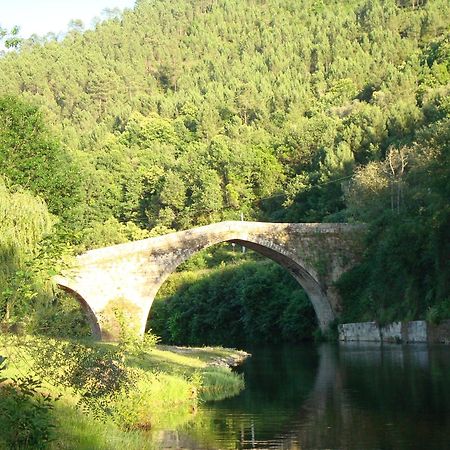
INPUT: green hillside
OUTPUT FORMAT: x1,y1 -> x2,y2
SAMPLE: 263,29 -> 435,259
0,0 -> 449,338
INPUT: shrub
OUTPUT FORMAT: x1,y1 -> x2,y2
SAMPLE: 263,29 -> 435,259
26,337 -> 136,423
0,356 -> 58,449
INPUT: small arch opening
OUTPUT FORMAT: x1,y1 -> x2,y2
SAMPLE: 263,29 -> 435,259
41,284 -> 102,340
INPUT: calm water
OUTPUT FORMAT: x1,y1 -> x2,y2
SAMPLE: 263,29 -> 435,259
156,344 -> 450,449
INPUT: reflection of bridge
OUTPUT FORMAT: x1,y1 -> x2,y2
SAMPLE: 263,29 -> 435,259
55,221 -> 363,340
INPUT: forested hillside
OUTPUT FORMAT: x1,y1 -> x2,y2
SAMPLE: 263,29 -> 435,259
0,0 -> 449,341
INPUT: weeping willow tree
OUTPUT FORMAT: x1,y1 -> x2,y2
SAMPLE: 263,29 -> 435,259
0,176 -> 54,322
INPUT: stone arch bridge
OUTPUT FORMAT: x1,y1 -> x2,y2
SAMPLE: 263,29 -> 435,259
55,221 -> 364,341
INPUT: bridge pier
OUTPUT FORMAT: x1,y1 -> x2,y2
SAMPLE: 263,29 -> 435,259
56,221 -> 364,341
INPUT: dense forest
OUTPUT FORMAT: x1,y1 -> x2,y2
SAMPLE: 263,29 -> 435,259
0,0 -> 449,344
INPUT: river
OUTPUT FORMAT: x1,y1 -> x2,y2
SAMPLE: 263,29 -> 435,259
154,343 -> 450,449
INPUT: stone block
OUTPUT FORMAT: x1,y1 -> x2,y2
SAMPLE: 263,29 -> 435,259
338,322 -> 381,342
404,320 -> 428,343
381,322 -> 402,342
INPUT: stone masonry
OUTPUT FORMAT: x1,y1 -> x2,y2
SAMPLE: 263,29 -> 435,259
55,221 -> 364,340
338,320 -> 450,343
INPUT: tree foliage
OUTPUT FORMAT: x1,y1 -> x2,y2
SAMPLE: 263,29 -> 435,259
150,258 -> 317,346
0,0 -> 448,339
0,177 -> 54,321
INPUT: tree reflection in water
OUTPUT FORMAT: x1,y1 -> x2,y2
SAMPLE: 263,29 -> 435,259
154,343 -> 450,450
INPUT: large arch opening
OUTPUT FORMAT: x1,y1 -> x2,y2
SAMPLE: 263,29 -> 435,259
147,240 -> 320,347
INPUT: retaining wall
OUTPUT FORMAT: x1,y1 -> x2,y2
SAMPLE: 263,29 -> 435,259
338,320 -> 450,343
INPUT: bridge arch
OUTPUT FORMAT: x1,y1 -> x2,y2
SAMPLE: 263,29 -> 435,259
55,221 -> 361,341
141,231 -> 335,338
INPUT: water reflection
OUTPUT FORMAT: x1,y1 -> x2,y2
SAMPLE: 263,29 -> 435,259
155,343 -> 450,449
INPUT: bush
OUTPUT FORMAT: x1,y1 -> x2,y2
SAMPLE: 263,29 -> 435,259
426,298 -> 450,325
0,356 -> 57,449
26,337 -> 136,423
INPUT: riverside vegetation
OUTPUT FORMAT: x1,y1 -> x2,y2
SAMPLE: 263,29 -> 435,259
0,332 -> 246,449
0,0 -> 449,447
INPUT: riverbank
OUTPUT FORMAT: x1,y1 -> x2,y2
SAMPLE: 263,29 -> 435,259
0,336 -> 249,449
157,344 -> 250,367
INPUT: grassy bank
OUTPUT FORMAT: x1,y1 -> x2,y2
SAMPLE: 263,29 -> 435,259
0,335 -> 247,449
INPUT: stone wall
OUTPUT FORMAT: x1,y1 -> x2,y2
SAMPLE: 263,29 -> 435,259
338,322 -> 381,342
403,321 -> 428,343
338,320 -> 450,344
381,322 -> 402,342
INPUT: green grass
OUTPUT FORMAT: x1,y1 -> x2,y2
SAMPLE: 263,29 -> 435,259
50,404 -> 156,450
0,335 -> 247,449
200,367 -> 245,401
